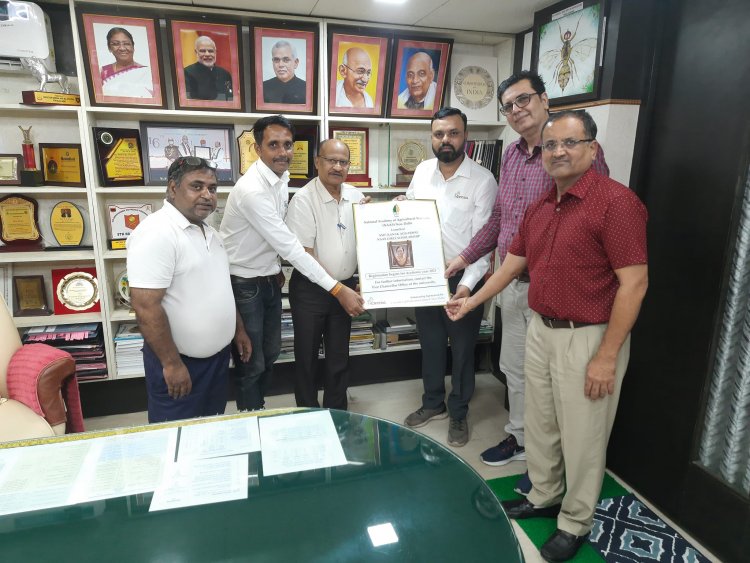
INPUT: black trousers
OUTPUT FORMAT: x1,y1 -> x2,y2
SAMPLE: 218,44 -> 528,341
415,273 -> 485,420
289,270 -> 356,409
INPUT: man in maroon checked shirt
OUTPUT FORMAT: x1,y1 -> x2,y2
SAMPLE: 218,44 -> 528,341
446,70 -> 610,486
446,110 -> 648,562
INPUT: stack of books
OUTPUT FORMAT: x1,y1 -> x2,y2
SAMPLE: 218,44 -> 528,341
466,139 -> 503,180
280,311 -> 295,359
114,323 -> 145,378
22,323 -> 108,381
350,312 -> 375,352
373,315 -> 419,350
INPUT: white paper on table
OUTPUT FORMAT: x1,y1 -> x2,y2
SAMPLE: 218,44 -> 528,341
68,428 -> 178,503
259,410 -> 347,477
353,200 -> 450,308
149,454 -> 248,512
177,417 -> 260,462
0,440 -> 92,516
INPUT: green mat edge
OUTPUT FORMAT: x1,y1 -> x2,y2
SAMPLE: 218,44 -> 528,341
486,473 -> 630,563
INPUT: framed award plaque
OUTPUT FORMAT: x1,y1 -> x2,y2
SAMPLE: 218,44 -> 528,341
93,128 -> 145,186
288,123 -> 318,187
0,154 -> 23,186
115,269 -> 130,307
39,144 -> 85,187
51,267 -> 101,315
49,201 -> 85,248
0,194 -> 42,251
237,130 -> 260,175
330,127 -> 371,187
109,203 -> 152,249
12,275 -> 51,317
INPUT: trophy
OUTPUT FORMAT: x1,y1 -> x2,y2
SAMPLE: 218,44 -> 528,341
18,126 -> 44,186
19,57 -> 80,107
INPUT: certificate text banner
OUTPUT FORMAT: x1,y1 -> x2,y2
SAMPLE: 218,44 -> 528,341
354,200 -> 449,308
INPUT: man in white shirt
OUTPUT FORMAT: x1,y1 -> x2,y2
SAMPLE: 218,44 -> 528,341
127,156 -> 250,422
220,115 -> 365,411
335,47 -> 374,109
286,139 -> 368,409
401,107 -> 498,446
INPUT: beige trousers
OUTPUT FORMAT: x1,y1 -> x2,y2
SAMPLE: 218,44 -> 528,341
524,313 -> 630,536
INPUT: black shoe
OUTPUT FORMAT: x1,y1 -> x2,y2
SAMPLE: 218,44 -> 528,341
540,529 -> 589,562
501,498 -> 561,519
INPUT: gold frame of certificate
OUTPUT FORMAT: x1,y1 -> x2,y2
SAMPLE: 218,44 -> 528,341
0,154 -> 23,186
288,123 -> 318,187
12,275 -> 51,317
330,127 -> 371,187
108,203 -> 152,250
39,144 -> 85,187
0,194 -> 42,251
52,267 -> 101,315
93,128 -> 145,187
49,201 -> 86,248
237,130 -> 260,175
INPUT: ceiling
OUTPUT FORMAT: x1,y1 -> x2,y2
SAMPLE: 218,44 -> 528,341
150,0 -> 559,34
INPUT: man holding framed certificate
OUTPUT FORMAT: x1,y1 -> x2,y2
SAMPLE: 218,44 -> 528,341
400,107 -> 498,447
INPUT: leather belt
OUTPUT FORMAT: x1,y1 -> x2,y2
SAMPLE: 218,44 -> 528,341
516,271 -> 531,283
540,314 -> 595,329
230,274 -> 277,284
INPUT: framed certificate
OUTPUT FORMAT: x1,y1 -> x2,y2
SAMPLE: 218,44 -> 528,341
109,203 -> 152,249
12,275 -> 51,317
52,267 -> 101,315
353,200 -> 449,308
39,144 -> 85,187
330,127 -> 371,187
0,154 -> 23,186
93,128 -> 144,186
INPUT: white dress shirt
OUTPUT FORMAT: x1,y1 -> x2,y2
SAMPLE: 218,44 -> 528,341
285,178 -> 364,281
220,159 -> 337,291
126,200 -> 236,358
406,155 -> 498,290
397,81 -> 437,110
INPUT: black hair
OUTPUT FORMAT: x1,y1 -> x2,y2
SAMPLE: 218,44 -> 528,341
543,109 -> 598,139
167,156 -> 217,187
252,115 -> 295,145
497,70 -> 546,101
431,107 -> 468,130
107,27 -> 134,46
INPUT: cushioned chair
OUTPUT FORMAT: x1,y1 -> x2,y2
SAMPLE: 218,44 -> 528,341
0,296 -> 84,443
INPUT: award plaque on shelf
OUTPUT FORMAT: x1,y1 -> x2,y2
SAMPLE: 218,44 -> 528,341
93,128 -> 144,187
115,269 -> 131,307
12,275 -> 51,317
0,155 -> 23,186
39,144 -> 85,187
237,130 -> 259,175
396,140 -> 428,186
52,267 -> 101,315
289,124 -> 318,187
49,201 -> 85,248
0,195 -> 42,251
330,127 -> 371,187
109,203 -> 152,249
22,91 -> 81,107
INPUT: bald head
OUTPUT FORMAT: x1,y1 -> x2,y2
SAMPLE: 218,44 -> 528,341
340,47 -> 372,99
405,51 -> 435,102
316,138 -> 351,191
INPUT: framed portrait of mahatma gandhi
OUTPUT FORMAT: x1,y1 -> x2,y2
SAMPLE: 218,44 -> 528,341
251,24 -> 318,115
328,29 -> 390,117
77,11 -> 166,108
387,37 -> 453,119
167,19 -> 244,112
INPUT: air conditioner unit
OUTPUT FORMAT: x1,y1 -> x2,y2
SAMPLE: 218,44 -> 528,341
0,1 -> 55,70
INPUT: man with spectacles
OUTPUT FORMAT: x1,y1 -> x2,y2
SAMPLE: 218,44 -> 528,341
184,36 -> 233,101
335,47 -> 374,109
127,156 -> 250,423
398,107 -> 498,447
285,139 -> 370,409
263,40 -> 306,105
397,51 -> 437,110
445,71 -> 609,487
447,110 -> 647,562
220,116 -> 366,412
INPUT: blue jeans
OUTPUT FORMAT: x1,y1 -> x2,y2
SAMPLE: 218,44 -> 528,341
231,275 -> 282,410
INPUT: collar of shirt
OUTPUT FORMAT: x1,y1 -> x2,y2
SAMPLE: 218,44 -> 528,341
514,136 -> 542,160
161,199 -> 208,231
429,154 -> 473,182
544,167 -> 597,203
255,157 -> 290,188
313,177 -> 353,204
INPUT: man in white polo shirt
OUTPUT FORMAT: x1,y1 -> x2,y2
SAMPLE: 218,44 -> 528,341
401,107 -> 497,447
285,139 -> 368,409
128,156 -> 250,423
220,115 -> 365,412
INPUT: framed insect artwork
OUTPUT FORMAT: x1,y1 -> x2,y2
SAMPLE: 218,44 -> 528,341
531,0 -> 605,106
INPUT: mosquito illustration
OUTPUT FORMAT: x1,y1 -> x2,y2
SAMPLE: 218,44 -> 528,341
540,14 -> 598,93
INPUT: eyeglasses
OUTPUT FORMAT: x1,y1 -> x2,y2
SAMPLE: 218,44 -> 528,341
168,156 -> 217,180
342,64 -> 372,78
499,92 -> 540,115
318,156 -> 350,168
541,138 -> 595,152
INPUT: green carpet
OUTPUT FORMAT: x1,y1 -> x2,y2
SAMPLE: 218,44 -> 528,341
486,473 -> 630,562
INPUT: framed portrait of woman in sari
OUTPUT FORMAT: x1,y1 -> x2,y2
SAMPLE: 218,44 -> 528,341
78,11 -> 166,108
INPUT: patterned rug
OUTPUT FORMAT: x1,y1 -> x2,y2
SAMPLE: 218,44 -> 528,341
486,474 -> 710,562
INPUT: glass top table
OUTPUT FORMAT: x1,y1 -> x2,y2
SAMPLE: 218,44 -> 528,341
0,409 -> 523,562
